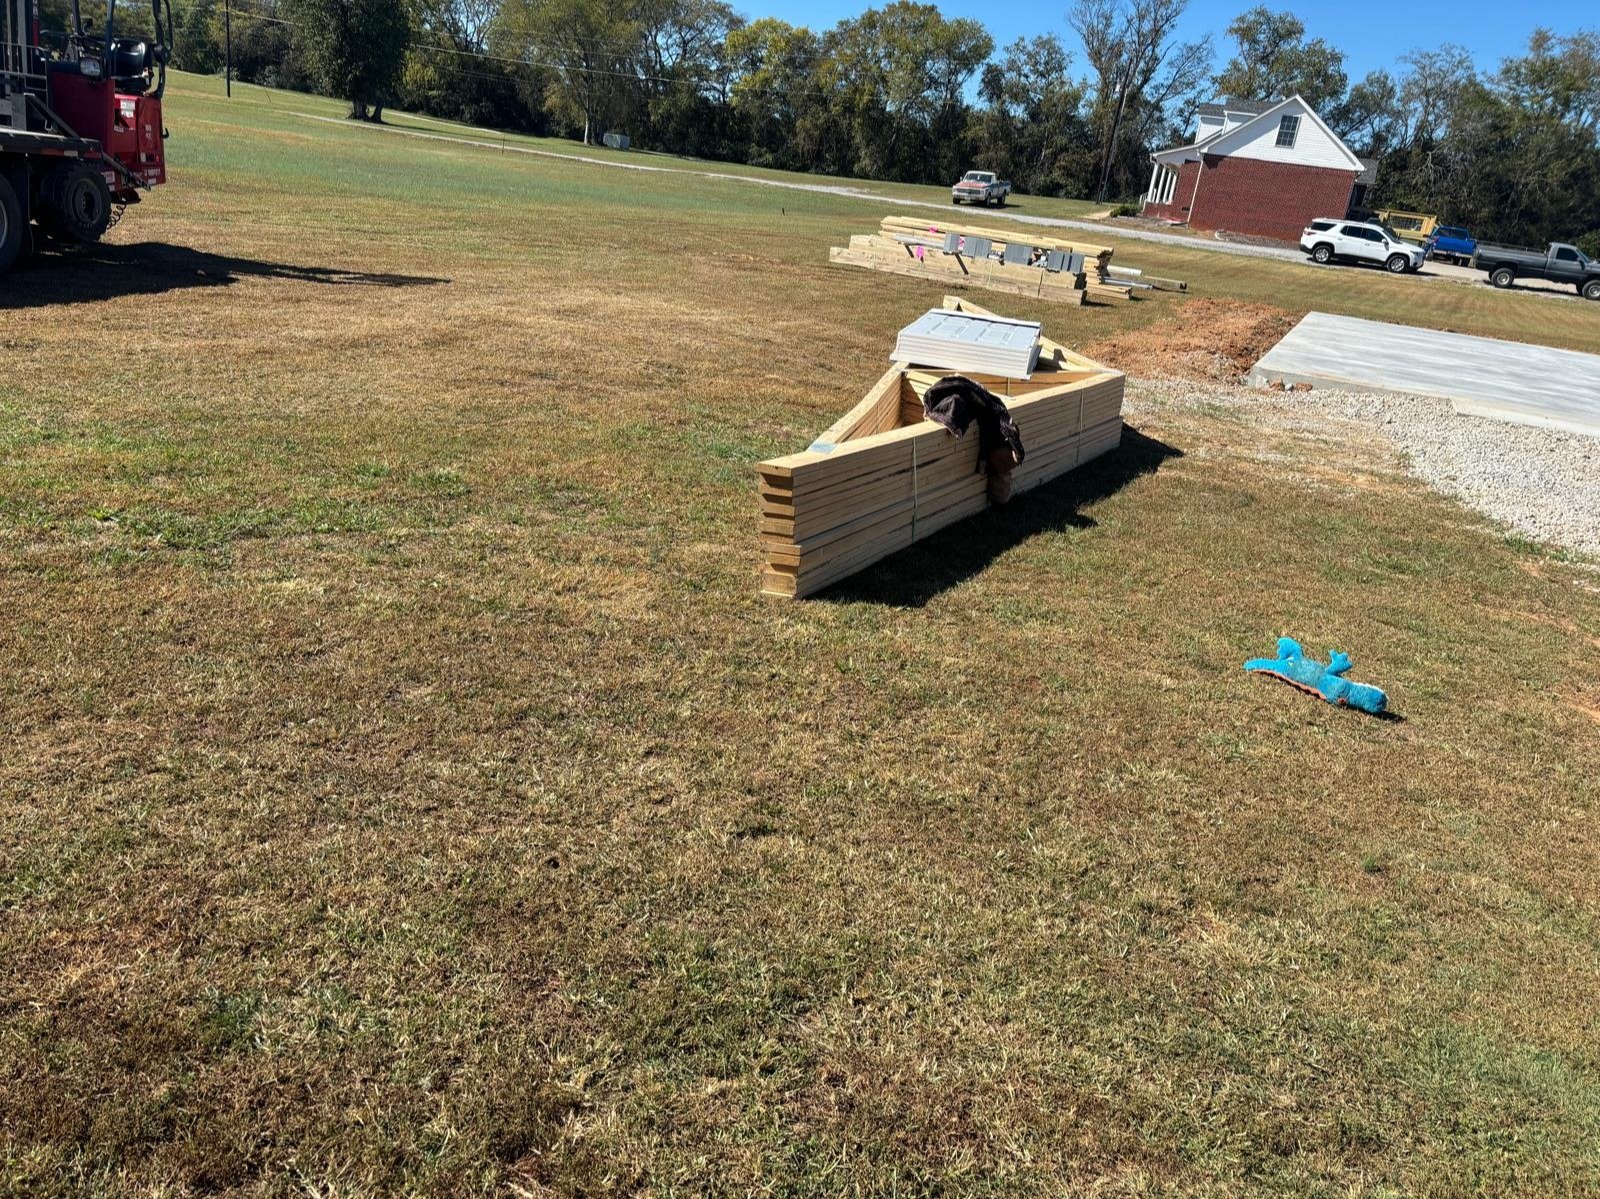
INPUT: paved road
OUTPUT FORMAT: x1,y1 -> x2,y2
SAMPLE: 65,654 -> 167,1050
1249,311 -> 1600,437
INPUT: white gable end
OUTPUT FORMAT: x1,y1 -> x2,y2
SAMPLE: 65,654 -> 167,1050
1205,97 -> 1361,172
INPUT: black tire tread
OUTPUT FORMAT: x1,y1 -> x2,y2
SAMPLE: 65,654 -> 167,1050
40,162 -> 113,244
0,173 -> 22,275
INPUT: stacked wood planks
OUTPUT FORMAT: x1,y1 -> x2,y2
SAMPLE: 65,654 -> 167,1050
827,217 -> 1089,305
757,297 -> 1126,599
829,215 -> 1186,305
877,215 -> 1115,266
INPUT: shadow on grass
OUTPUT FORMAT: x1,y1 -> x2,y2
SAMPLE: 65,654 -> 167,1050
1,242 -> 451,306
819,425 -> 1182,609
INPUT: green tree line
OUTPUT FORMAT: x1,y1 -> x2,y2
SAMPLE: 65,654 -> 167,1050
58,0 -> 1600,249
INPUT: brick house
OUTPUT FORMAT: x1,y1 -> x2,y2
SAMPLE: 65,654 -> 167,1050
1140,96 -> 1375,243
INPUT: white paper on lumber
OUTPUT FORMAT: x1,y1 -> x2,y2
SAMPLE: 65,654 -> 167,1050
892,310 -> 1042,380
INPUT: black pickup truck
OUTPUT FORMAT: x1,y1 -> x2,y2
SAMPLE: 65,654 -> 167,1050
1474,242 -> 1600,300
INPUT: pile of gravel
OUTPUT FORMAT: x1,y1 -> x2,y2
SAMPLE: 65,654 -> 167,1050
1127,377 -> 1600,560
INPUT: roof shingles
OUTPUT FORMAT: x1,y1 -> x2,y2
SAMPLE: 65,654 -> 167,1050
1196,98 -> 1277,118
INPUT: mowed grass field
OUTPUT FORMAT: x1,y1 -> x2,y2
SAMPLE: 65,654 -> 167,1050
3,72 -> 1600,1197
272,77 -> 1600,355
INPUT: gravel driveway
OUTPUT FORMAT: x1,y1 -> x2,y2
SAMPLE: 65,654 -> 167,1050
1131,377 -> 1600,559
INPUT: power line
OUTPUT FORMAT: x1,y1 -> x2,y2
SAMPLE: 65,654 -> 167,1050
221,0 -> 718,70
164,0 -> 837,99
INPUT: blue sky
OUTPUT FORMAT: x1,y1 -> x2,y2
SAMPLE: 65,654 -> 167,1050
755,0 -> 1594,81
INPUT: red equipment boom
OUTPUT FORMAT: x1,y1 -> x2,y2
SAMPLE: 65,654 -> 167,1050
0,0 -> 170,273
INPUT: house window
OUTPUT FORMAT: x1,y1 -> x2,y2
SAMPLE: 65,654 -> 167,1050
1275,115 -> 1300,148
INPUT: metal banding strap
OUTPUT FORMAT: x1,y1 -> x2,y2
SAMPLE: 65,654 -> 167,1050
910,439 -> 919,543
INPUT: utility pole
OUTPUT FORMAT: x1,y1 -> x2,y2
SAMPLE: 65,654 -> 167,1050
225,0 -> 231,97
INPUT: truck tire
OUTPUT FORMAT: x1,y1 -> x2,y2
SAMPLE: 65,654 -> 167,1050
1311,243 -> 1333,264
40,162 -> 113,244
1583,279 -> 1600,302
1490,266 -> 1516,289
0,173 -> 21,275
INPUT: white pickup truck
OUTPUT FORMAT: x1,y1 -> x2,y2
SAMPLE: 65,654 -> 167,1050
951,171 -> 1011,207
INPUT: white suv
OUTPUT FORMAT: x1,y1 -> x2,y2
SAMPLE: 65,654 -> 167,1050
1300,219 -> 1426,273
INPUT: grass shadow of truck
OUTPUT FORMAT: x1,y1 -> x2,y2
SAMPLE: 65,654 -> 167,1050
1,242 -> 451,307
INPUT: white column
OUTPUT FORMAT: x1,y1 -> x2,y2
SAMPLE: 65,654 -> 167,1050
1146,162 -> 1160,205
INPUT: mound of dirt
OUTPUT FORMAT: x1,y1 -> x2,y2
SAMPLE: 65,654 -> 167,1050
1085,299 -> 1300,383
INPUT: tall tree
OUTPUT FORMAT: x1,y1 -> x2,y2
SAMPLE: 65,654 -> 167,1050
1071,0 -> 1211,201
1393,44 -> 1475,148
169,0 -> 224,75
971,35 -> 1092,196
1489,30 -> 1600,244
634,0 -> 742,152
638,0 -> 739,95
1213,6 -> 1346,109
501,0 -> 641,144
1328,68 -> 1399,153
405,0 -> 536,129
286,0 -> 412,120
1372,29 -> 1600,250
826,1 -> 993,179
726,18 -> 831,169
1369,45 -> 1477,209
1498,28 -> 1600,138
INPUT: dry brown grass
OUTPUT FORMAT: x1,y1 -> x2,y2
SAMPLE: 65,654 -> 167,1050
2,75 -> 1599,1198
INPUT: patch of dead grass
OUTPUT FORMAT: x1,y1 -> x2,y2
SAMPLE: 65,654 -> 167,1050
1,72 -> 1598,1199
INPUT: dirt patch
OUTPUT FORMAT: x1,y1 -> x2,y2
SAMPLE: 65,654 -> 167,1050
1568,691 -> 1600,726
1098,217 -> 1296,249
1213,230 -> 1299,250
1086,298 -> 1300,382
1102,215 -> 1197,235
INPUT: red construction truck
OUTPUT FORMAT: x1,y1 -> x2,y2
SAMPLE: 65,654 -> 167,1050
0,0 -> 170,273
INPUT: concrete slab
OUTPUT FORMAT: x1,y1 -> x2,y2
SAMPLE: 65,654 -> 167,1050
1249,312 -> 1600,438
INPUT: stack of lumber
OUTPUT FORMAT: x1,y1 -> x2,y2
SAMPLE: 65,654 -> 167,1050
829,216 -> 1092,305
878,215 -> 1114,268
828,214 -> 1187,304
891,309 -> 1042,379
758,296 -> 1126,599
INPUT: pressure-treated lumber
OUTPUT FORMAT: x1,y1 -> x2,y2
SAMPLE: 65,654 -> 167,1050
874,216 -> 1185,295
756,296 -> 1126,598
829,216 -> 1178,307
877,215 -> 1114,265
1086,281 -> 1134,303
828,238 -> 1088,305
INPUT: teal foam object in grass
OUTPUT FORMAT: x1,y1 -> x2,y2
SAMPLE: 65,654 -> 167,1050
1244,637 -> 1388,715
